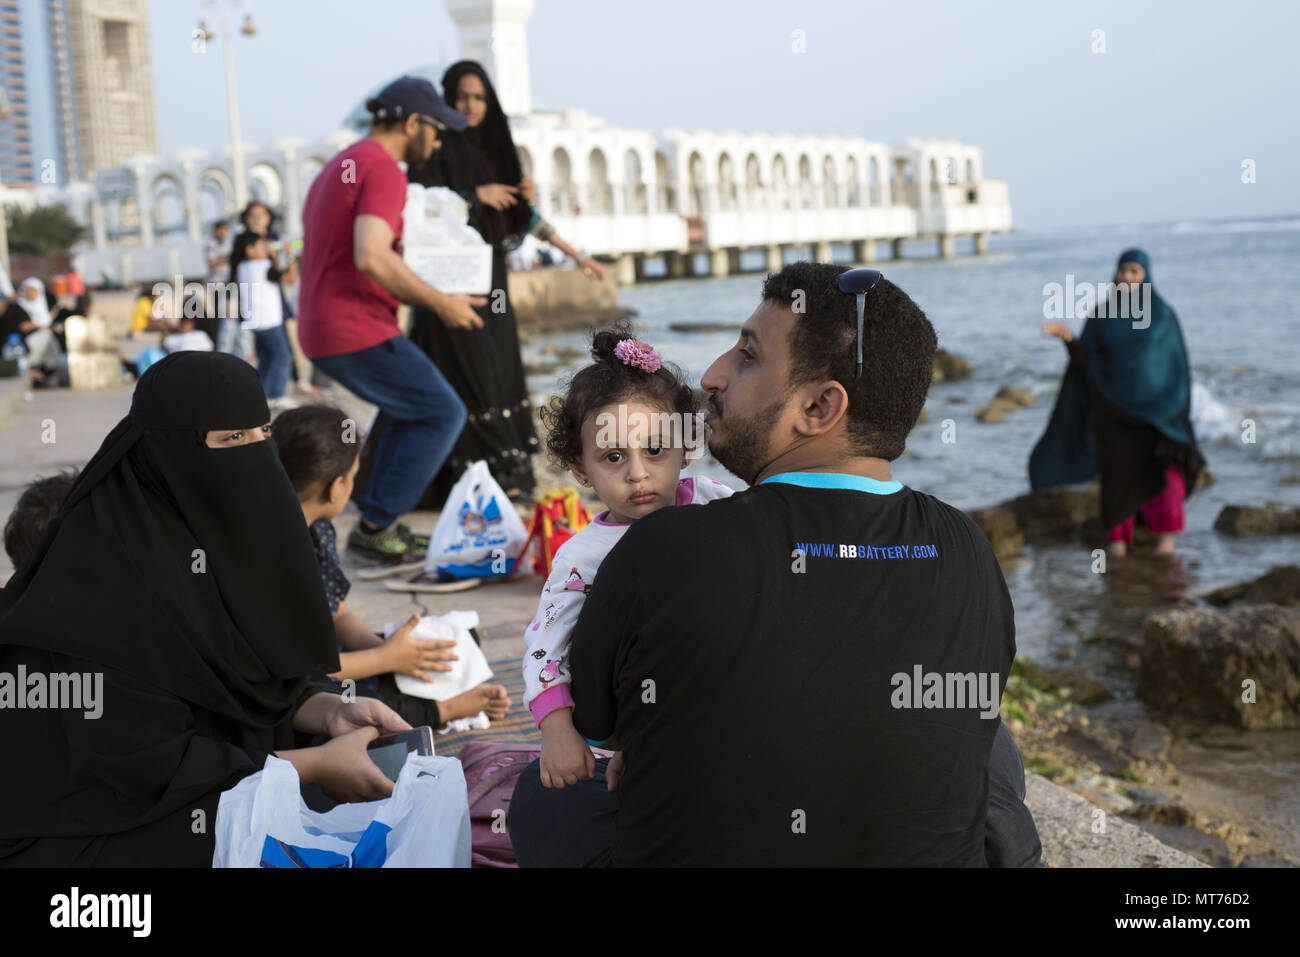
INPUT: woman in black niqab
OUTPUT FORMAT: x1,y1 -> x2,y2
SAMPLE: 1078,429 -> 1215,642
0,352 -> 395,866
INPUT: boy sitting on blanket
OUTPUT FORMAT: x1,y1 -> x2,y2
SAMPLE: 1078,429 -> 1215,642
271,404 -> 511,729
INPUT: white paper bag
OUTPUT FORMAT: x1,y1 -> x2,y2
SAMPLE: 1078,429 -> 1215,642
402,183 -> 493,294
425,460 -> 529,579
213,753 -> 470,868
385,610 -> 495,701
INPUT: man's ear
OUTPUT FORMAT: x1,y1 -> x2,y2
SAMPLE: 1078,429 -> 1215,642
793,380 -> 851,438
321,477 -> 342,505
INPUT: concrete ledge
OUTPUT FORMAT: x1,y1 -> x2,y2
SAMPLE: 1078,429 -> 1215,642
1026,774 -> 1206,867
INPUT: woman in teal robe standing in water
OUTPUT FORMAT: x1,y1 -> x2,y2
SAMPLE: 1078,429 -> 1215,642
1032,248 -> 1205,558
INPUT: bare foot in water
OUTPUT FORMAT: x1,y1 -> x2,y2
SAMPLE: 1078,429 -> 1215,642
1153,533 -> 1177,556
1106,540 -> 1128,561
439,683 -> 511,723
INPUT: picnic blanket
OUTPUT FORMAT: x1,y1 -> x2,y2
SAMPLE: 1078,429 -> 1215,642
436,656 -> 539,758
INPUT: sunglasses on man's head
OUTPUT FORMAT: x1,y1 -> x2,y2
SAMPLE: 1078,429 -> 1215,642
836,268 -> 884,385
418,115 -> 447,132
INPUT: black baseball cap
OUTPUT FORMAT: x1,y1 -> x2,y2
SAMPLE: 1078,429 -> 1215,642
366,75 -> 467,132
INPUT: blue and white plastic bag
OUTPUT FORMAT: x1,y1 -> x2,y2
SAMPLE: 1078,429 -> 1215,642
212,753 -> 471,868
426,460 -> 528,579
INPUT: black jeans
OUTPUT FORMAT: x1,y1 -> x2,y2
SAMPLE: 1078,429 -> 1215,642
508,723 -> 1042,867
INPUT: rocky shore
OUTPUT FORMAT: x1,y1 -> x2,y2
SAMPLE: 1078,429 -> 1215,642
970,479 -> 1300,867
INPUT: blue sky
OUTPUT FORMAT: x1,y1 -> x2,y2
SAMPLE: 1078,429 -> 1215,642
149,0 -> 1300,229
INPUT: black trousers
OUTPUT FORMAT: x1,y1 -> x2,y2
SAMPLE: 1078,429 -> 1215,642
508,723 -> 1043,868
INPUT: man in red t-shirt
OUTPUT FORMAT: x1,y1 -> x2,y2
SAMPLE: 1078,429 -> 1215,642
299,76 -> 485,561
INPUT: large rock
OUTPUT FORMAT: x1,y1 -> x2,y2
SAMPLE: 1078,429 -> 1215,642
1024,775 -> 1205,867
1139,604 -> 1300,729
975,397 -> 1017,422
967,485 -> 1103,557
1007,486 -> 1103,540
994,385 -> 1036,407
967,504 -> 1024,559
1202,565 -> 1300,608
932,349 -> 972,382
1214,504 -> 1300,536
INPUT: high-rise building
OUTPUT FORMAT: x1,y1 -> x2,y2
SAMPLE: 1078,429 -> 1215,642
0,0 -> 155,188
64,0 -> 156,177
0,0 -> 34,187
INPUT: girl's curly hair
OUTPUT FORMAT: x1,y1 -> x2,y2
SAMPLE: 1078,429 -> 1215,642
539,322 -> 699,472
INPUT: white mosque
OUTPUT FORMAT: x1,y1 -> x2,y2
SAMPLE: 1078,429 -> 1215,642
7,0 -> 1011,286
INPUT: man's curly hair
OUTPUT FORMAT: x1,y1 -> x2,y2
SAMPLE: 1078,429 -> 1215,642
761,262 -> 936,460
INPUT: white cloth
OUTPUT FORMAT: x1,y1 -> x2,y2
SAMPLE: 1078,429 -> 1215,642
17,278 -> 52,328
164,329 -> 215,353
236,259 -> 283,330
386,610 -> 495,701
438,712 -> 491,735
520,476 -> 733,720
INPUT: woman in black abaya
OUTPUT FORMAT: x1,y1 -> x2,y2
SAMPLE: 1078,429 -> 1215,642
0,352 -> 408,866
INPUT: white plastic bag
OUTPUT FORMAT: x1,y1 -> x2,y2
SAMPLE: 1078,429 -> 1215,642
212,753 -> 471,868
386,610 -> 495,702
425,460 -> 529,580
402,183 -> 493,294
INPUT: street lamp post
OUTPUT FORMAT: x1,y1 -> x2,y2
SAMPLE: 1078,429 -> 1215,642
221,1 -> 247,212
199,1 -> 257,214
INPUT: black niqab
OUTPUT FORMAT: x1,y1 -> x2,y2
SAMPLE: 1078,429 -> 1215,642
409,60 -> 532,247
0,353 -> 338,849
1,351 -> 338,718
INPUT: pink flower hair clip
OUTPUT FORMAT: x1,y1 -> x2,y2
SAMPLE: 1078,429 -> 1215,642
614,338 -> 662,373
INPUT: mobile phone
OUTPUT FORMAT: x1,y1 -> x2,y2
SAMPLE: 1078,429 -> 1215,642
365,725 -> 434,782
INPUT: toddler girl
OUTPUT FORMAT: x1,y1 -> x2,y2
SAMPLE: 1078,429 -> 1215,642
524,325 -> 732,788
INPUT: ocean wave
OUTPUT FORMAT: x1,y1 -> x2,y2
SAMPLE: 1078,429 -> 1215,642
1191,382 -> 1238,440
1172,217 -> 1300,235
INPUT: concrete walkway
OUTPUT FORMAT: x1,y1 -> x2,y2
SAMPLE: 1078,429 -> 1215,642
0,378 -> 1203,867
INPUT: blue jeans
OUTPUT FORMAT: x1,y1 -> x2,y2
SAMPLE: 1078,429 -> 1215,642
218,317 -> 252,357
252,326 -> 292,400
311,336 -> 466,528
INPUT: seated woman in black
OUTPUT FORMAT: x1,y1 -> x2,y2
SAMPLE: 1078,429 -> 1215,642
0,351 -> 408,867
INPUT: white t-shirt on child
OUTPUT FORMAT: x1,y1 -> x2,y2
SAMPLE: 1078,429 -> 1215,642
521,475 -> 734,730
237,258 -> 284,331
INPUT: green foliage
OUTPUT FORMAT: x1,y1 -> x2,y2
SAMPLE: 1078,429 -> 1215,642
4,204 -> 85,256
1026,754 -> 1070,781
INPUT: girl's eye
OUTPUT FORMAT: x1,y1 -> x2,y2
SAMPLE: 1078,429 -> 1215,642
604,451 -> 623,464
228,431 -> 243,442
647,445 -> 664,456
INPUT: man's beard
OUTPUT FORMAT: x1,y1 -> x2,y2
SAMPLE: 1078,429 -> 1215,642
707,394 -> 786,485
405,136 -> 433,167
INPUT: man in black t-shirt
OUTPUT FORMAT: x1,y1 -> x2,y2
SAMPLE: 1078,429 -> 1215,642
508,263 -> 1041,867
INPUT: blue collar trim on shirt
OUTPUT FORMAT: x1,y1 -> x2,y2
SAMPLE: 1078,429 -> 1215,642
760,471 -> 904,495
